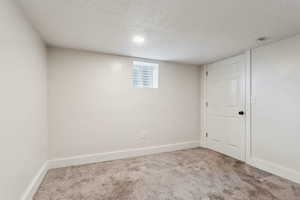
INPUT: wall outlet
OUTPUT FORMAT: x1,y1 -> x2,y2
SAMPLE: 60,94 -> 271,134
139,130 -> 148,140
136,130 -> 149,146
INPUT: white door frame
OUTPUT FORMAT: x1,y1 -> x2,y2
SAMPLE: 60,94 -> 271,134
200,51 -> 252,162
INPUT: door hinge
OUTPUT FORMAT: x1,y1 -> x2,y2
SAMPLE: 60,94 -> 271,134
205,102 -> 208,107
205,132 -> 208,137
206,71 -> 208,76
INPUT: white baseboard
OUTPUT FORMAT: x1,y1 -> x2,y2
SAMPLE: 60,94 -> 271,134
20,162 -> 49,200
48,141 -> 200,169
248,157 -> 300,184
20,141 -> 200,200
20,144 -> 300,200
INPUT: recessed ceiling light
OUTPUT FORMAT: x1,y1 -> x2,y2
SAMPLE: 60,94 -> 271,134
132,35 -> 145,44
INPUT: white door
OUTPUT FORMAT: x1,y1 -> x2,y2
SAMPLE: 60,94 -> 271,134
205,54 -> 246,161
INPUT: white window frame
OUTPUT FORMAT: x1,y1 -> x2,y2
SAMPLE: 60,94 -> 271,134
132,61 -> 159,88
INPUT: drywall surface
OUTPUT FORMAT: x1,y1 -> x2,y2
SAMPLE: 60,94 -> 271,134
0,0 -> 48,199
48,48 -> 201,159
252,35 -> 300,173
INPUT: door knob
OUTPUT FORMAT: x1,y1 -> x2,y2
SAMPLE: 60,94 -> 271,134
238,111 -> 244,115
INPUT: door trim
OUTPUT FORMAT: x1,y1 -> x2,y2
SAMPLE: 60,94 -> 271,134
200,51 -> 252,162
245,50 -> 252,163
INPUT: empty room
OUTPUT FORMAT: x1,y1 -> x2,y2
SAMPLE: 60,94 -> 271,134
1,0 -> 300,199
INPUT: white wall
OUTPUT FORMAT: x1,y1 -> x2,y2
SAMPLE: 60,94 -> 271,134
251,35 -> 300,176
0,0 -> 48,200
48,48 -> 201,159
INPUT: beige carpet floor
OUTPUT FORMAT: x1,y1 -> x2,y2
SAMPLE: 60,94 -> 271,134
34,148 -> 300,200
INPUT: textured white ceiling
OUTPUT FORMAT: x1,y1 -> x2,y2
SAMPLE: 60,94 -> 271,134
18,0 -> 300,64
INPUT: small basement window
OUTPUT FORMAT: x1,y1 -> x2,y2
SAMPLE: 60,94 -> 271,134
132,61 -> 159,88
